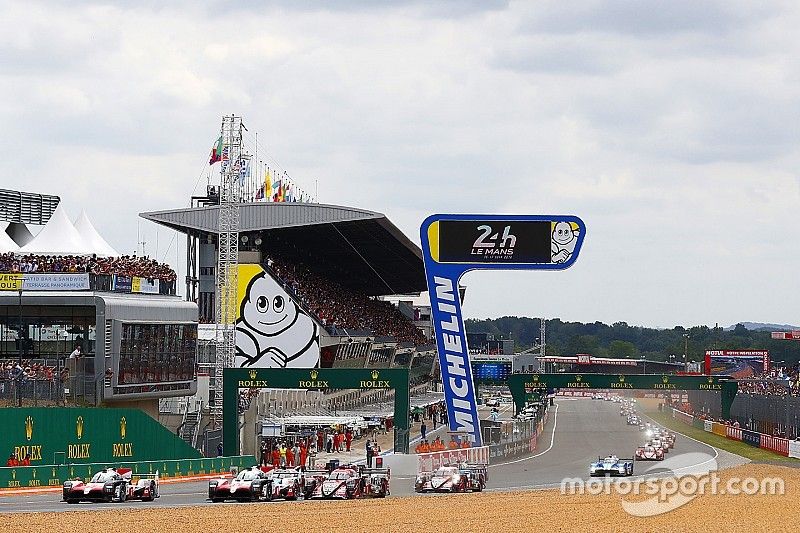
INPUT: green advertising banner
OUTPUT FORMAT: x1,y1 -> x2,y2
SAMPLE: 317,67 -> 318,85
507,373 -> 738,419
0,407 -> 202,467
223,368 -> 410,456
0,455 -> 257,489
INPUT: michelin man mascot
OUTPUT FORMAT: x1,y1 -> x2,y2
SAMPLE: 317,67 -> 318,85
551,221 -> 580,264
235,272 -> 320,368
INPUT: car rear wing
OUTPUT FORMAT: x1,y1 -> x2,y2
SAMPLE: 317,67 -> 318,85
303,469 -> 329,478
360,467 -> 390,477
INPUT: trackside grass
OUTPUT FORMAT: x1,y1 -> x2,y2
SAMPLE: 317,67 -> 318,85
643,408 -> 800,464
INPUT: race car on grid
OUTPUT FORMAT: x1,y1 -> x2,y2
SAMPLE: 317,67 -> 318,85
415,462 -> 488,493
589,455 -> 634,477
308,465 -> 390,499
268,468 -> 305,500
63,468 -> 159,504
208,466 -> 273,502
635,445 -> 665,461
648,438 -> 669,453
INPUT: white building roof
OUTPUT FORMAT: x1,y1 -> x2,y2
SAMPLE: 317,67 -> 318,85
19,203 -> 95,255
74,210 -> 119,257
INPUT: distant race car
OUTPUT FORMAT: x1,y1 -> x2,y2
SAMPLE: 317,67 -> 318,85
415,463 -> 488,493
208,466 -> 273,503
309,465 -> 390,499
484,398 -> 500,408
635,445 -> 664,461
648,439 -> 669,453
627,416 -> 640,426
589,455 -> 634,477
267,468 -> 305,500
63,468 -> 159,504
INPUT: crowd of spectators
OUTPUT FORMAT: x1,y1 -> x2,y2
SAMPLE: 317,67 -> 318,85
0,253 -> 177,283
0,360 -> 62,383
267,256 -> 427,345
736,365 -> 800,397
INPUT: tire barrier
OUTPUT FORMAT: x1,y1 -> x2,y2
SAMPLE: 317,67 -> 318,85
672,408 -> 796,459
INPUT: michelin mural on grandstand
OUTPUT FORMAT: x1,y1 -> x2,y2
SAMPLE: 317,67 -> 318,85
235,264 -> 320,368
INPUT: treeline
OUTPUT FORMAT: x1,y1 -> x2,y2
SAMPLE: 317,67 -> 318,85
464,317 -> 800,366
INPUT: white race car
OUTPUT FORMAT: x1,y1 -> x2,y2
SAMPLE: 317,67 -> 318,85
590,455 -> 634,477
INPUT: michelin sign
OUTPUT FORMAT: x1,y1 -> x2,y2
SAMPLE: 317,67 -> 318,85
235,264 -> 320,369
420,215 -> 586,446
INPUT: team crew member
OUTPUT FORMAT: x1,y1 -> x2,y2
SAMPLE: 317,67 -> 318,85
286,445 -> 295,467
271,446 -> 281,468
6,453 -> 18,467
20,453 -> 31,466
345,429 -> 352,452
448,436 -> 459,450
299,442 -> 308,468
365,439 -> 373,468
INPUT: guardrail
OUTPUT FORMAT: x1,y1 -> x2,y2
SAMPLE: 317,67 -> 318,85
671,408 -> 798,459
0,455 -> 257,489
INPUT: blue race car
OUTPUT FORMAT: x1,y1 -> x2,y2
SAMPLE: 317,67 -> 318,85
589,455 -> 634,477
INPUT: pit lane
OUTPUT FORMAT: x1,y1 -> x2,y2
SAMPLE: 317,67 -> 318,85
0,398 -> 742,513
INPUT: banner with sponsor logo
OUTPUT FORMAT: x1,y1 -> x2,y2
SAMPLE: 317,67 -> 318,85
131,277 -> 159,294
112,275 -> 132,292
789,440 -> 800,459
0,273 -> 89,291
421,215 -> 586,446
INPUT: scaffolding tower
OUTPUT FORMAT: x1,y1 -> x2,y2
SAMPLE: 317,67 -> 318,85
211,115 -> 244,426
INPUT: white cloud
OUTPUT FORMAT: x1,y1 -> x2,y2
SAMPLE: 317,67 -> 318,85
0,1 -> 797,328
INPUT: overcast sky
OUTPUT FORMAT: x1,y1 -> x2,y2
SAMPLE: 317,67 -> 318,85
1,1 -> 798,328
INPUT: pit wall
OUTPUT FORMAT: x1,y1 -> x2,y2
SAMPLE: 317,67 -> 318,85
0,407 -> 202,466
0,455 -> 257,490
671,408 -> 800,459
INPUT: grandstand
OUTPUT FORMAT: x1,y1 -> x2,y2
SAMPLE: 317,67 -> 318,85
142,194 -> 438,454
0,188 -> 197,413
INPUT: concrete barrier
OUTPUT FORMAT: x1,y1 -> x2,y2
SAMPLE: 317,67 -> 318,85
417,446 -> 490,473
382,453 -> 418,477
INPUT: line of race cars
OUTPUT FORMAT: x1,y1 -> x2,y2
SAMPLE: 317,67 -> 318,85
589,395 -> 677,477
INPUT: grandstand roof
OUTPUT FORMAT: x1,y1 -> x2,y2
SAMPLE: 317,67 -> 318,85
140,202 -> 427,296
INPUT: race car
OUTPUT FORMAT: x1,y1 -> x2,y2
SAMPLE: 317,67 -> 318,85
62,468 -> 159,504
589,455 -> 634,477
268,468 -> 304,500
415,463 -> 487,493
302,468 -> 330,499
208,466 -> 272,502
635,445 -> 665,461
309,465 -> 390,499
648,438 -> 669,453
484,397 -> 500,408
627,416 -> 641,426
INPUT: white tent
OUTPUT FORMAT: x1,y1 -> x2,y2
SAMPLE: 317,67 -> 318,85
0,224 -> 19,253
19,203 -> 95,255
74,210 -> 119,257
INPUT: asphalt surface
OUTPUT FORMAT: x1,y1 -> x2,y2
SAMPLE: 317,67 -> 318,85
0,398 -> 725,513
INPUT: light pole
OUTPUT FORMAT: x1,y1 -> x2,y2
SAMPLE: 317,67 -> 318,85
683,334 -> 690,372
17,286 -> 23,407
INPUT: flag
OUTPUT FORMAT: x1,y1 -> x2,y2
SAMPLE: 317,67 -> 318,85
239,157 -> 251,183
265,169 -> 272,202
208,136 -> 223,165
255,185 -> 264,200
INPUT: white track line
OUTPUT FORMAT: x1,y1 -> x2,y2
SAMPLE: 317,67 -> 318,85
489,402 -> 559,468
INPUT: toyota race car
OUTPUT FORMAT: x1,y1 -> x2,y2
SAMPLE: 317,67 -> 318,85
268,469 -> 304,500
63,468 -> 159,504
635,445 -> 665,461
309,465 -> 390,499
590,455 -> 634,477
208,466 -> 272,502
415,463 -> 488,493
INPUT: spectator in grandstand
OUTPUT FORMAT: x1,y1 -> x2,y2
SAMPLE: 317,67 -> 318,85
0,252 -> 177,284
69,345 -> 81,359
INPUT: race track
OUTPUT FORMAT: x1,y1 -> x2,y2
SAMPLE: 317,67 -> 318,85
0,398 -> 729,513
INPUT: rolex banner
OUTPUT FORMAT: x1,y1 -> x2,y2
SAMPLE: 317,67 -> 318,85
0,408 -> 200,470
